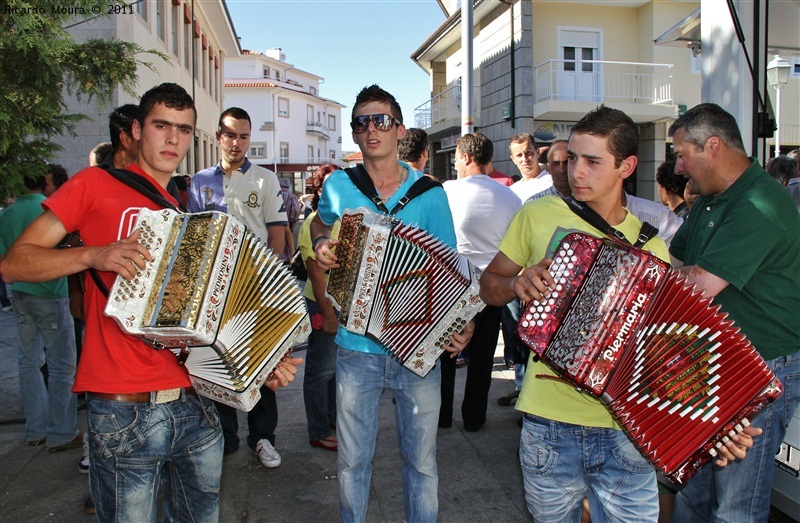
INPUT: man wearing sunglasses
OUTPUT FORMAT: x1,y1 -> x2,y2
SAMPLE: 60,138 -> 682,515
310,85 -> 473,523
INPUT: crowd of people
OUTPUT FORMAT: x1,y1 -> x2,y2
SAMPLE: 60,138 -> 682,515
0,81 -> 797,523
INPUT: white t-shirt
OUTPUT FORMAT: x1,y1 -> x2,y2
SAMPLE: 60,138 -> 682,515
443,174 -> 522,269
510,170 -> 553,202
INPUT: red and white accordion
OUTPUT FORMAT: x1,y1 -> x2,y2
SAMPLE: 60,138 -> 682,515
104,208 -> 310,410
326,208 -> 485,377
517,232 -> 783,485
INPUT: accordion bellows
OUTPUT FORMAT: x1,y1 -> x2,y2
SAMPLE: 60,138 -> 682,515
104,209 -> 310,410
518,232 -> 782,485
326,208 -> 485,377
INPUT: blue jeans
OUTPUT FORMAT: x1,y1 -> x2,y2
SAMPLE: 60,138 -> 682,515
87,392 -> 224,522
336,348 -> 440,523
672,351 -> 800,523
14,292 -> 78,446
520,414 -> 658,523
303,299 -> 337,440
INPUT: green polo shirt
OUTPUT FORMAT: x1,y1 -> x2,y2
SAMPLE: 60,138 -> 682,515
0,193 -> 68,299
670,159 -> 800,361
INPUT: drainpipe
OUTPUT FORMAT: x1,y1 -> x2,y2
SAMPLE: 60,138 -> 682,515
461,0 -> 474,136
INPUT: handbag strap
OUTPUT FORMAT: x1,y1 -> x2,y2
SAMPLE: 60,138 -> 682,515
87,168 -> 182,297
344,164 -> 441,215
563,196 -> 658,248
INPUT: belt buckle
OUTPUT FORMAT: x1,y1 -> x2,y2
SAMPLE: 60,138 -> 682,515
155,388 -> 181,404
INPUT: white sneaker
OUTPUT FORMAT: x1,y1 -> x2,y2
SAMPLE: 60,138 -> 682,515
78,432 -> 89,474
255,439 -> 281,468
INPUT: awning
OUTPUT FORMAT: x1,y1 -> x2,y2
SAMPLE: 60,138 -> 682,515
654,7 -> 701,54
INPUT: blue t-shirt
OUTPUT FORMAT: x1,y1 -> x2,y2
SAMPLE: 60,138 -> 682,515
317,161 -> 457,354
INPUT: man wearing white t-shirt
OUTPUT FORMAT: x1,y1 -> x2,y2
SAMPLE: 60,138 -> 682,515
509,133 -> 552,201
441,132 -> 522,431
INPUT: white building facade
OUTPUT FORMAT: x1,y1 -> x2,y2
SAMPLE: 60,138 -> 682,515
223,49 -> 345,192
53,0 -> 239,177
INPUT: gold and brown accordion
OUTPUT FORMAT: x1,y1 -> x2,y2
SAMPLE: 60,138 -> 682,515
517,232 -> 782,485
104,208 -> 310,410
326,208 -> 485,377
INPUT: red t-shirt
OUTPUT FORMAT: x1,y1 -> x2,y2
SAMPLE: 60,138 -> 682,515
44,164 -> 191,393
488,169 -> 514,187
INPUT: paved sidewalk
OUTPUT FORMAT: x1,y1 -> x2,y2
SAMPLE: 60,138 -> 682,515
0,307 -> 531,522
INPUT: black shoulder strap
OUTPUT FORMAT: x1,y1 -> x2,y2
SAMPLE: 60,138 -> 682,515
345,165 -> 388,213
563,196 -> 659,248
87,168 -> 181,297
344,164 -> 441,215
103,168 -> 181,212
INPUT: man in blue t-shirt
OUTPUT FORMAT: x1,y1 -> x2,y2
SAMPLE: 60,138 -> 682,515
310,85 -> 473,523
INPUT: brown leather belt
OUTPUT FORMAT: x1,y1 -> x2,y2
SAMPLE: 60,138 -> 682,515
89,387 -> 197,405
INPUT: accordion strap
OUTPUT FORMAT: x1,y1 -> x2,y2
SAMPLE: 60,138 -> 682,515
563,196 -> 658,248
345,164 -> 441,215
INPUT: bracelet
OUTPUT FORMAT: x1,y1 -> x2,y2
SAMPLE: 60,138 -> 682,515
312,236 -> 329,251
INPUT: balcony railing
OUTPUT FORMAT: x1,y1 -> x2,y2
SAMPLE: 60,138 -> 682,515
534,60 -> 675,105
306,121 -> 331,140
414,84 -> 480,129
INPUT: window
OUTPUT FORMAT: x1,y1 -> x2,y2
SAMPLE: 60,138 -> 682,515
280,142 -> 289,162
156,0 -> 165,41
249,143 -> 266,158
275,69 -> 281,81
278,97 -> 290,118
263,66 -> 270,78
308,145 -> 314,162
564,47 -> 576,72
183,14 -> 191,69
171,5 -> 179,56
329,149 -> 336,159
136,0 -> 147,20
310,86 -> 317,95
202,41 -> 207,90
328,114 -> 336,131
307,104 -> 314,125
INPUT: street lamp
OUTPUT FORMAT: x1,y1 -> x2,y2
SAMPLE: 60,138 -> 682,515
767,55 -> 791,157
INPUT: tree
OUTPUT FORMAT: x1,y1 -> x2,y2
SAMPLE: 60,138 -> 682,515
0,0 -> 165,198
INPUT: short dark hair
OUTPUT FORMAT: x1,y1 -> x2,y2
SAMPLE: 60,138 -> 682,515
138,83 -> 196,125
398,128 -> 428,163
509,133 -> 535,149
90,142 -> 113,166
457,132 -> 494,166
47,164 -> 69,189
218,107 -> 252,129
766,155 -> 798,186
655,159 -> 686,197
352,85 -> 403,123
668,103 -> 745,153
23,174 -> 47,192
109,104 -> 138,151
570,105 -> 638,167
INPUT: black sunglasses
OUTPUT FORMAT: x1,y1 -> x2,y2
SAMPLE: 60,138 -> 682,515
350,114 -> 402,134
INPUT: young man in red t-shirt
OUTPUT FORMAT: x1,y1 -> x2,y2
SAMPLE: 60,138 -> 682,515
1,83 -> 301,521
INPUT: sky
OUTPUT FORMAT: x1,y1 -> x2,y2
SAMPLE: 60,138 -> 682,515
225,0 -> 448,152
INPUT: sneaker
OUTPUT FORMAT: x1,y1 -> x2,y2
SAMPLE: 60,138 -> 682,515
78,433 -> 89,474
496,390 -> 520,406
47,433 -> 83,452
84,495 -> 96,515
255,439 -> 281,468
1,304 -> 13,312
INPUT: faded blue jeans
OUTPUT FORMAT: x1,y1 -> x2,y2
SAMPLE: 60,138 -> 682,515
14,292 -> 78,446
519,414 -> 658,523
336,348 -> 440,523
87,391 -> 224,522
672,351 -> 800,523
303,298 -> 337,441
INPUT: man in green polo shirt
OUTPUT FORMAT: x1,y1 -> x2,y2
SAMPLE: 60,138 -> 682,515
0,173 -> 80,451
669,103 -> 800,523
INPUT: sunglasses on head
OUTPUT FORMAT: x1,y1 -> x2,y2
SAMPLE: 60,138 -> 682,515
350,114 -> 402,134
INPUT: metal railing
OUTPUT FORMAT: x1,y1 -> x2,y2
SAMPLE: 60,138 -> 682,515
306,121 -> 330,140
414,83 -> 481,129
534,59 -> 675,105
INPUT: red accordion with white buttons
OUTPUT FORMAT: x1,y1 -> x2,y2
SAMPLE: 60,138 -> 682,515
517,232 -> 782,485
